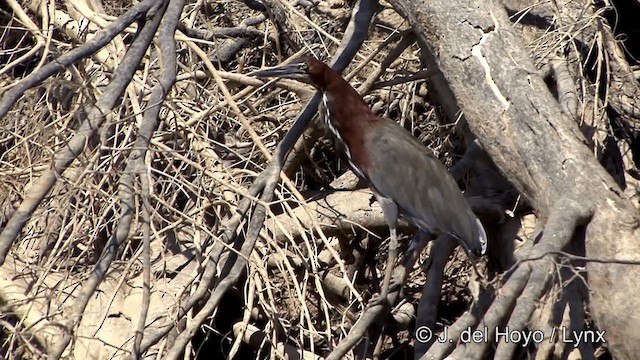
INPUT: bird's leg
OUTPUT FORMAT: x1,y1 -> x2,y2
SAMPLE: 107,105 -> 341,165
392,231 -> 432,296
382,225 -> 397,300
369,226 -> 397,307
403,231 -> 430,269
370,194 -> 398,307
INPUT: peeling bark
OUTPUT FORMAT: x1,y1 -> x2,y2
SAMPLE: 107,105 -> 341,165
389,0 -> 640,358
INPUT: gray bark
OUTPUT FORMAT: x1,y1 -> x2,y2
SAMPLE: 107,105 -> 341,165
388,0 -> 640,358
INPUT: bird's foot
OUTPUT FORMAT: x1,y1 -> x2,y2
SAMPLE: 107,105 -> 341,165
367,282 -> 403,309
367,292 -> 391,309
389,277 -> 404,298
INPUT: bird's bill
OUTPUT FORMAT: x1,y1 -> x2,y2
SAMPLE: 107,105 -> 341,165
248,62 -> 307,79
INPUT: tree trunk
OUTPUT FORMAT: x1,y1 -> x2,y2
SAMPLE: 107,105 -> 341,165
389,0 -> 640,358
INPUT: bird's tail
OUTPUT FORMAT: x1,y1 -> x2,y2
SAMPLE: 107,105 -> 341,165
448,217 -> 487,258
476,217 -> 487,255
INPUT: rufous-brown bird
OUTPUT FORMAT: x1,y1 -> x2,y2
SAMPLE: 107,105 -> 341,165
251,56 -> 487,305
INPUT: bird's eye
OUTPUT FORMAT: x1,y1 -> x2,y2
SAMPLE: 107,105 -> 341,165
299,62 -> 309,73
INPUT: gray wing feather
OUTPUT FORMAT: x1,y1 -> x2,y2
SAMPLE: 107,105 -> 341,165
366,120 -> 485,255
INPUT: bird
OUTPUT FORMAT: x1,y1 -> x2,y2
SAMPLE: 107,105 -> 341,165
250,56 -> 487,306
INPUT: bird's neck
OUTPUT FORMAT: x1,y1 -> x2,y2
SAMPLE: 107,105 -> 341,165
321,76 -> 379,175
321,77 -> 376,133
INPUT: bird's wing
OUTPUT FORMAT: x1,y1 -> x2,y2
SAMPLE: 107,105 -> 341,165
365,119 -> 486,255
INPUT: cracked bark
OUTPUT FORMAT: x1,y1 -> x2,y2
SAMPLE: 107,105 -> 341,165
389,0 -> 640,358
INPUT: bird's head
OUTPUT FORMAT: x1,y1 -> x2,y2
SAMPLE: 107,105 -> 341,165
249,56 -> 333,89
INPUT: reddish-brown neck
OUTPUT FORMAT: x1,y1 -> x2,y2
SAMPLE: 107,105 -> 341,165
305,57 -> 380,172
305,57 -> 375,125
